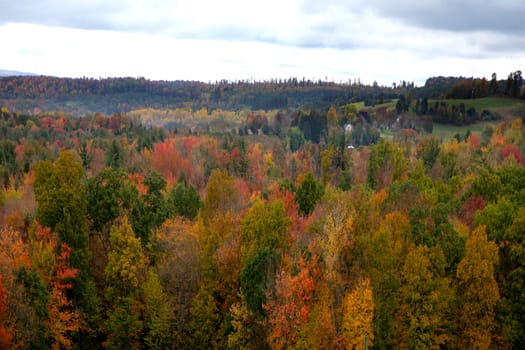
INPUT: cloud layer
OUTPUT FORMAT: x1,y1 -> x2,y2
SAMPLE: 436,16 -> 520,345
1,0 -> 524,84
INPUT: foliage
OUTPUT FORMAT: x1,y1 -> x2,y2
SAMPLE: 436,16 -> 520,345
167,175 -> 202,220
456,226 -> 499,349
1,87 -> 525,349
342,278 -> 374,349
295,172 -> 324,216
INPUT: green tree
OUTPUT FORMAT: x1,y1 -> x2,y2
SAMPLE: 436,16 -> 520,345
143,269 -> 172,350
105,139 -> 124,169
167,175 -> 202,220
33,151 -> 100,336
366,212 -> 408,349
500,209 -> 525,347
296,172 -> 324,216
240,198 -> 290,264
104,296 -> 143,350
417,137 -> 440,170
240,198 -> 290,318
188,286 -> 221,349
341,103 -> 358,125
367,139 -> 407,190
34,151 -> 88,257
16,267 -> 49,349
240,248 -> 277,316
87,168 -> 138,232
287,126 -> 305,153
0,140 -> 18,188
104,216 -> 147,349
132,170 -> 169,244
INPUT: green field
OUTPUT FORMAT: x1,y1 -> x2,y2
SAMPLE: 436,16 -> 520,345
350,100 -> 398,112
431,122 -> 494,140
430,97 -> 522,110
427,97 -> 524,139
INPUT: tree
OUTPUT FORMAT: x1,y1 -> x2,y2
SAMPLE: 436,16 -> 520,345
168,177 -> 202,220
417,137 -> 440,170
291,109 -> 327,143
264,248 -> 320,349
104,296 -> 144,350
287,127 -> 305,153
500,209 -> 525,347
153,219 -> 200,347
132,170 -> 169,244
0,141 -> 18,188
34,151 -> 88,258
227,300 -> 267,350
27,225 -> 81,349
367,139 -> 408,190
33,151 -> 99,335
240,198 -> 289,318
188,286 -> 221,349
105,216 -> 147,299
105,139 -> 124,169
489,72 -> 498,95
295,172 -> 324,216
202,169 -> 239,221
240,248 -> 277,316
0,275 -> 12,350
104,217 -> 147,349
342,278 -> 374,350
87,168 -> 138,232
366,212 -> 408,349
0,226 -> 36,348
456,226 -> 499,349
341,104 -> 358,125
327,106 -> 338,129
143,269 -> 172,350
240,198 -> 290,264
506,70 -> 523,98
395,246 -> 452,349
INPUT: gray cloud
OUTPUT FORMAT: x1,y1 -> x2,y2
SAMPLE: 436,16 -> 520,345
0,0 -> 123,29
1,0 -> 524,57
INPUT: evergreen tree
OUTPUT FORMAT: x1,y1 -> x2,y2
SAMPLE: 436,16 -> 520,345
295,172 -> 324,216
167,175 -> 202,220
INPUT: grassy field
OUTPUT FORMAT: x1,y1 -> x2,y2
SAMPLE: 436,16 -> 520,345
431,122 -> 494,141
430,97 -> 522,111
427,97 -> 524,139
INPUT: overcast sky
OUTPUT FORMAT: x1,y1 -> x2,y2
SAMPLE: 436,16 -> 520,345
1,0 -> 524,85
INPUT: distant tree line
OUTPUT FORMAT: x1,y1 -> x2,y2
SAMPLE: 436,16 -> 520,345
444,71 -> 523,99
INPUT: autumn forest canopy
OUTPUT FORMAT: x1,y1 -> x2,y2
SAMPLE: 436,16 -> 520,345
0,71 -> 525,349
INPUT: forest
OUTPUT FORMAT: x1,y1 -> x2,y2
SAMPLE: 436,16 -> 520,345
0,72 -> 524,349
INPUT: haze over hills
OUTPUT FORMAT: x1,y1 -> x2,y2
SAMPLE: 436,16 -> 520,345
0,69 -> 37,77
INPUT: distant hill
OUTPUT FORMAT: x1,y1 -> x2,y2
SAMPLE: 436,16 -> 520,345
0,73 -> 522,116
0,69 -> 37,77
0,75 -> 396,115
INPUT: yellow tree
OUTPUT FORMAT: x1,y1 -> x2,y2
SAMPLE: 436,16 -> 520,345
342,278 -> 374,350
320,194 -> 353,307
365,211 -> 408,349
104,216 -> 148,349
456,225 -> 499,349
396,246 -> 452,349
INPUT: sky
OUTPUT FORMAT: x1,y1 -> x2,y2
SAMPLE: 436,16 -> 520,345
1,0 -> 524,86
